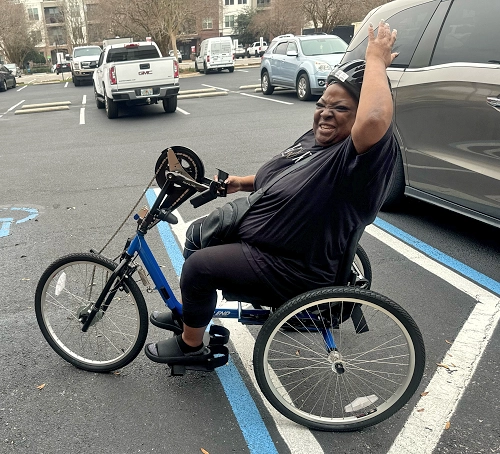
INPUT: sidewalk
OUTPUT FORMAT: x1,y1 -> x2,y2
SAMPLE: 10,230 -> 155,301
18,57 -> 261,85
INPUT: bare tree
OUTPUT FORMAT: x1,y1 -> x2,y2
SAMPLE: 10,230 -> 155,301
58,0 -> 86,49
96,0 -> 197,55
0,0 -> 39,65
251,0 -> 306,40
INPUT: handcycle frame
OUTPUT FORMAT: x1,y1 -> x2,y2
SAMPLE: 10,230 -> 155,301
81,150 -> 352,352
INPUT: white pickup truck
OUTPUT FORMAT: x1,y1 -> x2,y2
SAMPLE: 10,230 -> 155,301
93,41 -> 179,119
246,41 -> 268,57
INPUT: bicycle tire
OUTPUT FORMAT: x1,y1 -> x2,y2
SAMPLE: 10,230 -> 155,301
354,244 -> 372,289
35,253 -> 148,372
253,286 -> 425,431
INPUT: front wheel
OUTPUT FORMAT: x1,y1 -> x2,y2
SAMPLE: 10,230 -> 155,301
253,287 -> 425,431
261,71 -> 274,95
228,66 -> 234,73
297,74 -> 312,101
162,96 -> 177,113
35,253 -> 149,372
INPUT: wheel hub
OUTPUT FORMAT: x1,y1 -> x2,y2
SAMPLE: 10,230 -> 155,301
77,304 -> 103,327
327,350 -> 345,374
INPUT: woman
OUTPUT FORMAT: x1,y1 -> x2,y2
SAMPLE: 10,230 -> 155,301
145,21 -> 399,365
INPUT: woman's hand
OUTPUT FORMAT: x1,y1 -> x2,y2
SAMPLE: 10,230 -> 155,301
215,175 -> 256,194
366,20 -> 398,68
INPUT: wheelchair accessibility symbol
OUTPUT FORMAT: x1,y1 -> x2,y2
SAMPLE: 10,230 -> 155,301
0,207 -> 39,238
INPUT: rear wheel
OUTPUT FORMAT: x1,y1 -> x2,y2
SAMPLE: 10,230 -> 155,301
297,73 -> 312,101
35,253 -> 149,372
354,244 -> 372,288
162,96 -> 177,113
203,62 -> 208,75
105,94 -> 118,119
254,287 -> 425,431
228,67 -> 234,73
194,61 -> 199,72
261,71 -> 274,95
0,79 -> 6,92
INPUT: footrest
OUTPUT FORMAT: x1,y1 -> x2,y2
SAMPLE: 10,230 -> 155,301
208,324 -> 230,345
170,345 -> 229,376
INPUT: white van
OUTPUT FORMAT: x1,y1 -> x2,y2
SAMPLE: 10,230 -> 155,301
195,37 -> 234,74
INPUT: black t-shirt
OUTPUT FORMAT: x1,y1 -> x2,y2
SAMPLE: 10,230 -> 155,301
237,126 -> 398,301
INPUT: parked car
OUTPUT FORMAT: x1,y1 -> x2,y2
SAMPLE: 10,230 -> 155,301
70,45 -> 101,86
247,41 -> 268,58
55,61 -> 71,75
260,34 -> 347,101
195,37 -> 234,74
169,50 -> 182,63
0,65 -> 16,91
234,44 -> 246,59
93,41 -> 179,118
342,0 -> 500,228
4,63 -> 21,77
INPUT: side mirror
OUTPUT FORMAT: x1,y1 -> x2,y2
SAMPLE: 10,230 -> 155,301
286,50 -> 298,57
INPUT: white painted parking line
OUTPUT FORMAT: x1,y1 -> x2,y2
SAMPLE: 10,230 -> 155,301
201,83 -> 230,91
64,82 -> 68,88
79,107 -> 85,125
17,85 -> 27,92
82,95 -> 86,105
8,100 -> 25,112
240,92 -> 294,105
166,204 -> 325,454
236,69 -> 249,72
176,107 -> 190,115
364,224 -> 500,454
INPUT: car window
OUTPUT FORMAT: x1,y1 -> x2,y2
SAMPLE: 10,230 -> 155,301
74,47 -> 101,58
274,42 -> 288,55
287,42 -> 298,53
106,45 -> 160,63
299,37 -> 347,56
346,1 -> 439,67
431,0 -> 500,65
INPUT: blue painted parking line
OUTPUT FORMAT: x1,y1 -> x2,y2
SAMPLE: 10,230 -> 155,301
374,217 -> 500,296
145,189 -> 279,454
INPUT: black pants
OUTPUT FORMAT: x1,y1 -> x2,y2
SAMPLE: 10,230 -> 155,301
180,242 -> 284,328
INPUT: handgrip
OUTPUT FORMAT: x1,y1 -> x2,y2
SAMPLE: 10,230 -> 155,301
190,186 -> 218,208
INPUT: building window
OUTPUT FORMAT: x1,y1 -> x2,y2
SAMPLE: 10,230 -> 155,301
28,8 -> 39,21
225,0 -> 235,5
202,18 -> 213,30
33,30 -> 43,43
238,0 -> 247,3
257,0 -> 270,4
224,15 -> 235,28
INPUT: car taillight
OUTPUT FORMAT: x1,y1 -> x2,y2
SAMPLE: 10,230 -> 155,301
109,66 -> 117,85
207,55 -> 210,63
173,60 -> 179,78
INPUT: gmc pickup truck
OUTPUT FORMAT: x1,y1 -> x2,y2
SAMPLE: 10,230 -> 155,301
93,41 -> 179,119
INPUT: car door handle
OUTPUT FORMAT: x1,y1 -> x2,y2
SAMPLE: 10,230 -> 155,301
487,96 -> 500,107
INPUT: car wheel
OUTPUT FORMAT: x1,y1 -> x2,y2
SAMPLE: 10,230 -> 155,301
261,71 -> 274,95
12,78 -> 16,89
73,76 -> 80,86
297,73 -> 312,101
0,79 -> 6,92
381,149 -> 406,211
217,68 -> 222,72
203,63 -> 208,75
105,94 -> 118,119
228,67 -> 234,73
162,96 -> 177,113
194,61 -> 199,72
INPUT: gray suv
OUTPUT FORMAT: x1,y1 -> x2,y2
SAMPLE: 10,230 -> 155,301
260,34 -> 347,101
343,0 -> 500,228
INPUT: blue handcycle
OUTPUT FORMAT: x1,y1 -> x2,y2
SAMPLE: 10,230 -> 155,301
35,146 -> 425,431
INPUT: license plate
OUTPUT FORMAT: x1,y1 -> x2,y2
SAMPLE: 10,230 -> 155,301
141,88 -> 153,96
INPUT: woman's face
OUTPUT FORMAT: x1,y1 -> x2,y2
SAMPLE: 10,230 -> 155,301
313,83 -> 358,147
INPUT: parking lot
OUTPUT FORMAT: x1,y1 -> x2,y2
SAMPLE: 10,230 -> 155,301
1,69 -> 499,454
